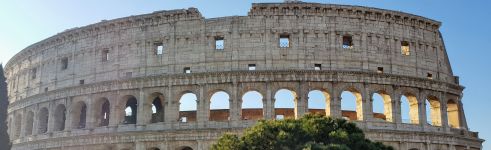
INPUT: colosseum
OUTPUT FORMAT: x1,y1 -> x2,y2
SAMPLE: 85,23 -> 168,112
4,1 -> 484,150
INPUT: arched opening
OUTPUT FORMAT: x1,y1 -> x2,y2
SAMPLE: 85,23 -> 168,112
179,92 -> 197,123
307,90 -> 330,116
14,113 -> 22,138
372,92 -> 393,122
147,148 -> 160,150
209,91 -> 230,122
96,98 -> 110,127
341,89 -> 363,121
123,95 -> 138,124
177,146 -> 193,150
149,93 -> 165,123
401,94 -> 419,124
53,104 -> 66,131
71,101 -> 87,129
274,89 -> 297,120
241,91 -> 264,120
426,96 -> 442,126
447,99 -> 461,128
38,107 -> 49,134
25,111 -> 34,135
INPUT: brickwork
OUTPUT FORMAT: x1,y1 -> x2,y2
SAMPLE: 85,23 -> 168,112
4,2 -> 482,150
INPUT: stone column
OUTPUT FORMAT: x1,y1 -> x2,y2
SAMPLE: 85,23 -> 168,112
265,84 -> 273,120
392,94 -> 402,124
295,83 -> 306,119
363,90 -> 373,121
418,94 -> 427,130
20,110 -> 26,138
86,95 -> 96,129
32,107 -> 39,135
137,88 -> 147,129
47,101 -> 55,133
230,83 -> 240,122
197,85 -> 206,124
108,93 -> 120,127
165,86 -> 176,123
458,99 -> 468,130
328,95 -> 342,118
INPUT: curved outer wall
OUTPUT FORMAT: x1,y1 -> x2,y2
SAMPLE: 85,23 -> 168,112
5,3 -> 483,150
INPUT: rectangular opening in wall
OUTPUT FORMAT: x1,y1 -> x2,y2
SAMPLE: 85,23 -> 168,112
377,67 -> 384,73
125,72 -> 133,78
427,73 -> 433,79
279,34 -> 290,48
314,64 -> 321,70
180,117 -> 187,123
248,64 -> 256,70
215,37 -> 224,50
31,68 -> 37,79
79,80 -> 85,85
184,67 -> 191,74
342,35 -> 353,49
401,41 -> 410,56
276,115 -> 284,120
61,57 -> 68,70
44,87 -> 48,93
102,49 -> 109,62
155,43 -> 164,55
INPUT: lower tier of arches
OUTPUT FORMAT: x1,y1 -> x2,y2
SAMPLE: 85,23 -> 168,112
10,121 -> 482,150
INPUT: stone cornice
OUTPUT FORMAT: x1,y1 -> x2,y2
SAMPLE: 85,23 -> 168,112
7,70 -> 463,112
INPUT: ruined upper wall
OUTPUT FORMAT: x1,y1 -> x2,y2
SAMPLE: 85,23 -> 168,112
249,3 -> 441,29
4,3 -> 457,102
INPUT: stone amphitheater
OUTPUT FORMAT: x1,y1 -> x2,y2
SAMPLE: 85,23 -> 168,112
4,1 -> 484,150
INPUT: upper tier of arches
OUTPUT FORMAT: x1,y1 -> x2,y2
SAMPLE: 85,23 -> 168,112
7,81 -> 467,142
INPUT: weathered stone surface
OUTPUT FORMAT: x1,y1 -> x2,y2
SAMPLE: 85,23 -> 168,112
5,2 -> 482,150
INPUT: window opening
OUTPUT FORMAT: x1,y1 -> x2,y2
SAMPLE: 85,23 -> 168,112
427,73 -> 433,79
184,67 -> 191,74
377,67 -> 384,73
155,43 -> 164,55
279,34 -> 290,48
102,49 -> 109,61
314,64 -> 321,70
31,68 -> 37,79
248,64 -> 256,70
342,35 -> 353,49
215,37 -> 224,50
61,57 -> 68,70
401,41 -> 410,56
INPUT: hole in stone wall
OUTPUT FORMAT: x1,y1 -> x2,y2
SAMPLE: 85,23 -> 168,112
401,41 -> 410,56
155,43 -> 164,55
184,67 -> 191,74
279,34 -> 290,48
314,64 -> 321,70
248,64 -> 256,70
342,35 -> 353,49
215,37 -> 224,50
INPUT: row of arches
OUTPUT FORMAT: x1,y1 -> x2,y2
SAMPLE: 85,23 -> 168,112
8,86 -> 464,139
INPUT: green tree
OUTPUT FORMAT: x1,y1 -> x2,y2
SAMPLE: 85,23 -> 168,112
212,114 -> 393,150
0,64 -> 11,150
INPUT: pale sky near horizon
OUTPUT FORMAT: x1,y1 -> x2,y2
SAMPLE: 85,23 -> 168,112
1,0 -> 490,148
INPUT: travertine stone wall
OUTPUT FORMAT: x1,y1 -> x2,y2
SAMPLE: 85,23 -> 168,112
5,2 -> 482,150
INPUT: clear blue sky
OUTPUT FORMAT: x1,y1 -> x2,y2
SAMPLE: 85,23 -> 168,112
1,0 -> 490,148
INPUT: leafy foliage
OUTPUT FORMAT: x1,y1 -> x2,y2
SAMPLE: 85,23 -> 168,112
212,114 -> 393,150
0,64 -> 11,149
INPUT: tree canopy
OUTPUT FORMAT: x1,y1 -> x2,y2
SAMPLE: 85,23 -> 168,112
212,114 -> 393,150
0,64 -> 11,150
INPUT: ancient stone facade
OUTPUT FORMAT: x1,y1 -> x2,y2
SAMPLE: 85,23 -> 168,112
4,2 -> 483,150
